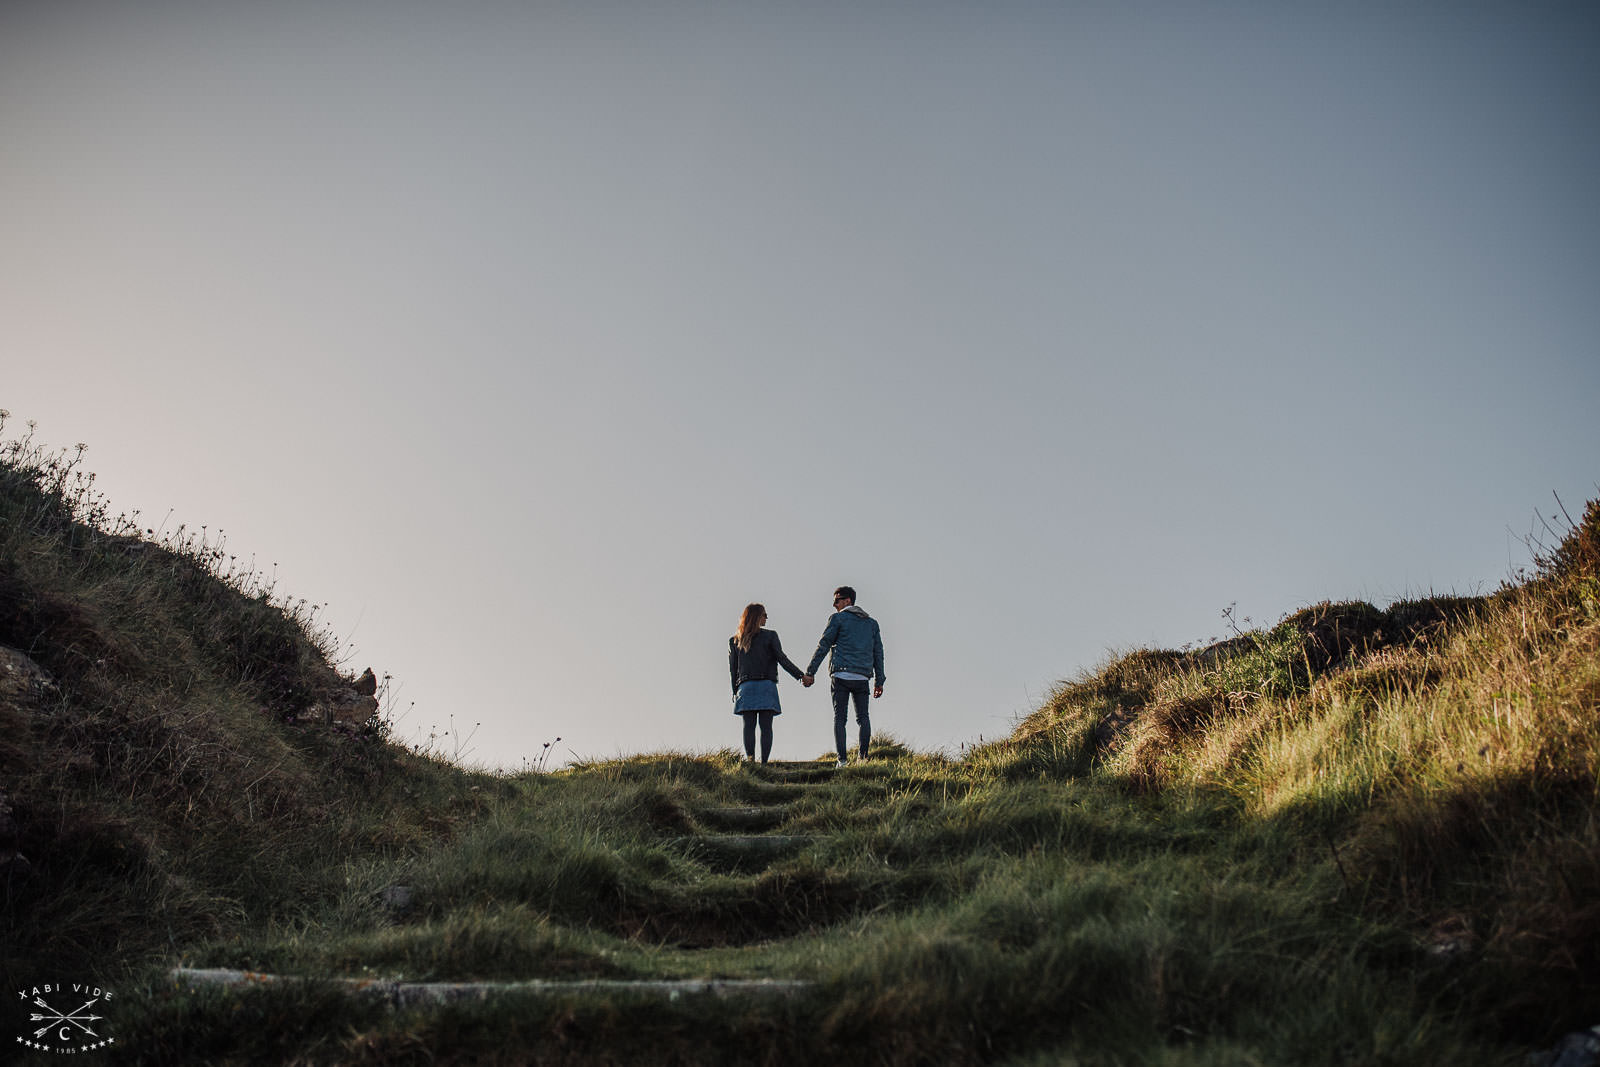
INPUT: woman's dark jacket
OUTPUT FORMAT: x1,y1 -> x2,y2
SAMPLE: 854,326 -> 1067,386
729,630 -> 804,696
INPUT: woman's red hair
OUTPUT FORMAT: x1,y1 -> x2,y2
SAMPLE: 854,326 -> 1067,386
735,603 -> 765,652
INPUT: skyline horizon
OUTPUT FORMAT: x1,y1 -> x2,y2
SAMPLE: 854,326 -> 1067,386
3,407 -> 1589,770
5,1 -> 1596,768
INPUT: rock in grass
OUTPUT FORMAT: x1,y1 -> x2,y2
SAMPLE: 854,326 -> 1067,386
1532,1025 -> 1600,1067
0,645 -> 56,711
379,885 -> 414,914
170,968 -> 814,1005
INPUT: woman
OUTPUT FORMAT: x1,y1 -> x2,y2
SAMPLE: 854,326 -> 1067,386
729,603 -> 804,764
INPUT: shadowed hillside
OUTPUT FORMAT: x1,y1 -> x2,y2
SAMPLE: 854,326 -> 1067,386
0,423 -> 499,988
2,422 -> 1596,1065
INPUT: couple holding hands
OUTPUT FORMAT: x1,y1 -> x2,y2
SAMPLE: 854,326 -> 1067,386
728,586 -> 886,767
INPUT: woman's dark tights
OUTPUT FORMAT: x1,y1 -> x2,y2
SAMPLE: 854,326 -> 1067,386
740,710 -> 775,763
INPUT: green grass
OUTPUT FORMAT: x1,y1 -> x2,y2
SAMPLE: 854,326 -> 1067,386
3,418 -> 1596,1064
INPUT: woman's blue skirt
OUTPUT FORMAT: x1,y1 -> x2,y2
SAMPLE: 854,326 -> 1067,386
733,679 -> 781,714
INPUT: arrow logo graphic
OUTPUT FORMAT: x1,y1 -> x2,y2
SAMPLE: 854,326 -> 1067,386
28,996 -> 103,1040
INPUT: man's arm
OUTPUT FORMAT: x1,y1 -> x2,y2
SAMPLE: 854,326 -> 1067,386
872,624 -> 885,696
805,616 -> 840,678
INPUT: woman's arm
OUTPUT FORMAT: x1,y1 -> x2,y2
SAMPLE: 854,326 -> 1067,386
770,631 -> 804,680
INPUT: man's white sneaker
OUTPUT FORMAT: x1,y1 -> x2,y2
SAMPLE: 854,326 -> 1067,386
835,759 -> 847,768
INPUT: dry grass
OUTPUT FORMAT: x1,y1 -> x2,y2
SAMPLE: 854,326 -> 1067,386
989,498 -> 1600,1044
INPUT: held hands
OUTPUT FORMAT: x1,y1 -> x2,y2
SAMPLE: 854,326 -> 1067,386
796,674 -> 879,695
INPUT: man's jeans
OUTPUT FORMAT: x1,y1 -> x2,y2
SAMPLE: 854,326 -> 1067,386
831,676 -> 871,760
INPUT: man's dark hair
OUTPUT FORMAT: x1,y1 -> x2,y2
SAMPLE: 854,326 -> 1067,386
834,586 -> 856,604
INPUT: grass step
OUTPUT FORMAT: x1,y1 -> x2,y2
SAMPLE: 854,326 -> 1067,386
745,759 -> 847,785
170,968 -> 813,1005
732,781 -> 812,805
698,805 -> 794,831
668,833 -> 816,871
752,767 -> 838,785
676,834 -> 815,849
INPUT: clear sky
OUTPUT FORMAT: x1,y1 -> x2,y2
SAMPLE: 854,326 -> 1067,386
3,1 -> 1597,769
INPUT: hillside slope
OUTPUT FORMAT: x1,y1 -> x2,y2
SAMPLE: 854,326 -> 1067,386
1,426 -> 500,993
1000,516 -> 1599,1034
2,425 -> 1596,1065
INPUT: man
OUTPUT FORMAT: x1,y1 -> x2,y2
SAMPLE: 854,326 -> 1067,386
802,586 -> 885,767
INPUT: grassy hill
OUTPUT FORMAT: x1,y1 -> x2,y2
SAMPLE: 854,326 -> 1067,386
2,422 -> 1595,1065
